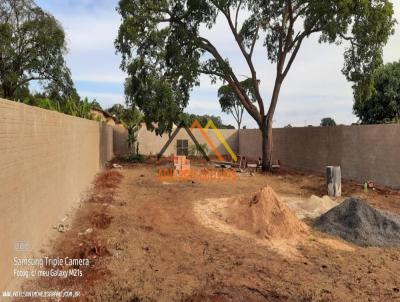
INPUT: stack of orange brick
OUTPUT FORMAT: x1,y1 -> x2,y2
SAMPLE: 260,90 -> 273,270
174,156 -> 191,173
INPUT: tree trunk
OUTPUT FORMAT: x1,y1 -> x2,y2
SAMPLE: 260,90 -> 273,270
261,118 -> 273,171
260,76 -> 282,172
1,83 -> 15,100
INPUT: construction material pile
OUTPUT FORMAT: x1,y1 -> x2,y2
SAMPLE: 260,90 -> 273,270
283,195 -> 339,219
223,186 -> 308,240
314,198 -> 400,247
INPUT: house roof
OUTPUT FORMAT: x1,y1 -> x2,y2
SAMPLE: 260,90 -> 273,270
91,107 -> 119,123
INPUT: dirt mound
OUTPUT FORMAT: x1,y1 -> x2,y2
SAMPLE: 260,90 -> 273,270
224,186 -> 308,240
314,198 -> 400,247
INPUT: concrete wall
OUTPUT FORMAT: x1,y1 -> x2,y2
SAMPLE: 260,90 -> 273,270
112,125 -> 130,156
238,125 -> 400,189
137,126 -> 238,157
0,98 -> 113,291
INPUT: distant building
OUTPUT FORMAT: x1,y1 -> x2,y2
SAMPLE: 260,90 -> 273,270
90,108 -> 119,126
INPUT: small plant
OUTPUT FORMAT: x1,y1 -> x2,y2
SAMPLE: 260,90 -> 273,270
123,153 -> 146,163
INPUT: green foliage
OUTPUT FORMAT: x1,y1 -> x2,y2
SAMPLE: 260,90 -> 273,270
218,78 -> 256,129
115,0 -> 395,168
188,143 -> 209,157
180,113 -> 234,129
22,96 -> 99,119
0,0 -> 76,100
106,104 -> 144,152
123,153 -> 146,163
90,100 -> 102,110
107,104 -> 143,126
36,98 -> 61,112
354,61 -> 400,124
116,0 -> 395,130
65,97 -> 93,119
320,117 -> 336,127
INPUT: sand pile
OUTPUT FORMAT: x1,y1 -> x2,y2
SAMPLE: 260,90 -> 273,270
223,186 -> 308,240
283,195 -> 339,219
314,198 -> 400,247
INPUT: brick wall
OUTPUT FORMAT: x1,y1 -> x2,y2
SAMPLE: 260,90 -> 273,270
0,98 -> 113,290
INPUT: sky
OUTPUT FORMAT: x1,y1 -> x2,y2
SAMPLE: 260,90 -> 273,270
36,0 -> 400,128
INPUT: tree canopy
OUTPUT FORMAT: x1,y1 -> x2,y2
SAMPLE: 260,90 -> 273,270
180,112 -> 235,129
107,103 -> 143,126
354,61 -> 400,124
0,0 -> 76,100
116,0 -> 395,169
320,117 -> 336,127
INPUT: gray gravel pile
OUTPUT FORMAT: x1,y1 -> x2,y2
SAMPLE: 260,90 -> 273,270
313,197 -> 400,247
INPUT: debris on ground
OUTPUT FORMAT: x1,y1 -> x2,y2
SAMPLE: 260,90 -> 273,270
54,222 -> 69,233
91,212 -> 113,229
112,163 -> 123,169
87,194 -> 114,204
367,181 -> 375,189
78,228 -> 94,236
94,170 -> 123,190
314,197 -> 400,247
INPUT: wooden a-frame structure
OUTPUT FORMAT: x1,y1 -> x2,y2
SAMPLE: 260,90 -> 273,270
157,122 -> 210,161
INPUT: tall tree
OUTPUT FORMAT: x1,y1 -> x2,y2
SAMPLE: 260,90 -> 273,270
218,78 -> 256,129
116,0 -> 395,170
0,0 -> 75,100
354,61 -> 400,124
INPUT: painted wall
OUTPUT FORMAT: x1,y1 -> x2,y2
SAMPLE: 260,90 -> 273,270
137,126 -> 238,158
238,125 -> 400,189
0,98 -> 113,291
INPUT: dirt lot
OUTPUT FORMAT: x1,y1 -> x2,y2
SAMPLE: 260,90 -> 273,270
21,159 -> 400,301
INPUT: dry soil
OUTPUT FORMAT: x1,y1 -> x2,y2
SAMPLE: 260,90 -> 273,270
19,160 -> 400,302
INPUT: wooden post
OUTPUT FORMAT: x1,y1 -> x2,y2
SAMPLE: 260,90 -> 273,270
326,166 -> 341,197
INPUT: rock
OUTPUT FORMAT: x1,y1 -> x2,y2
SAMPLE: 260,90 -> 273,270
79,228 -> 93,236
54,223 -> 69,233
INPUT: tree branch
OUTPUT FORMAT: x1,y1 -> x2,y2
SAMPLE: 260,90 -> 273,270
249,23 -> 260,58
234,0 -> 243,31
196,36 -> 261,124
219,9 -> 265,117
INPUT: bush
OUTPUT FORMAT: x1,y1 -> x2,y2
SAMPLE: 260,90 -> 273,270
123,153 -> 146,163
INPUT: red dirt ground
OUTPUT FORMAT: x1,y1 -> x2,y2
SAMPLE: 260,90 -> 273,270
19,161 -> 400,302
